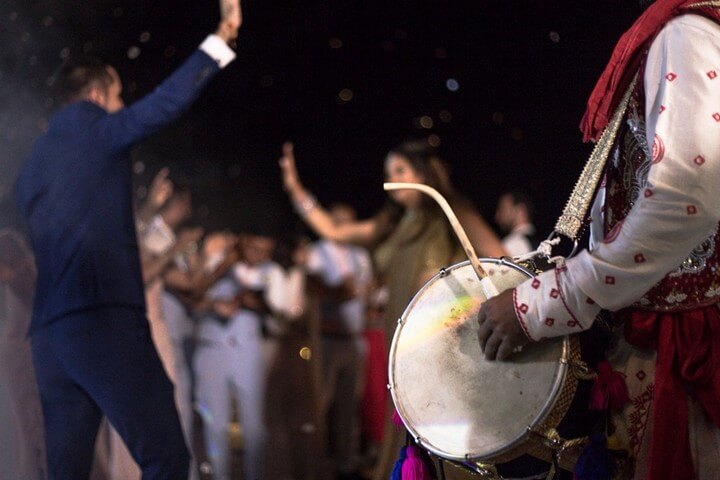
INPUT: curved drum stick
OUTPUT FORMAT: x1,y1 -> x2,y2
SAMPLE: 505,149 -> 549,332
383,182 -> 499,297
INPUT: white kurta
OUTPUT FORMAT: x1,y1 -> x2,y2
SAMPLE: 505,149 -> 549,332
512,14 -> 720,479
514,14 -> 720,340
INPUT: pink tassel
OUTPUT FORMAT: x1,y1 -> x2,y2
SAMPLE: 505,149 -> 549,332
393,409 -> 404,429
401,445 -> 431,480
589,361 -> 630,411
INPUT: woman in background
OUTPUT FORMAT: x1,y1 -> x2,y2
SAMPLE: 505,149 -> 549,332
280,139 -> 506,479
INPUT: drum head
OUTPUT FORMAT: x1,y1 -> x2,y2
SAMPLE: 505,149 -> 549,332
389,259 -> 569,462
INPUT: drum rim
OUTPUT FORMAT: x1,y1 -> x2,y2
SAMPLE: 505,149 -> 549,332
388,257 -> 571,463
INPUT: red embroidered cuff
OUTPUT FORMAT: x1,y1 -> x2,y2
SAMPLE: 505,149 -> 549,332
513,288 -> 535,341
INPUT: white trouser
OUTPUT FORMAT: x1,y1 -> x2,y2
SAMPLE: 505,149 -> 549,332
194,311 -> 266,480
162,292 -> 196,452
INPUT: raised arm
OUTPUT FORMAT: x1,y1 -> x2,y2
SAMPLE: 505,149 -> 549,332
279,142 -> 380,246
95,5 -> 242,153
136,168 -> 173,226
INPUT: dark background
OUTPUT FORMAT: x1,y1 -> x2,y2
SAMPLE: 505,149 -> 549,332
0,0 -> 641,240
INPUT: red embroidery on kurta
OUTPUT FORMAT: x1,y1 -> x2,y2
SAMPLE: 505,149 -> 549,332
665,72 -> 677,81
603,220 -> 624,244
708,70 -> 718,80
694,155 -> 705,166
627,383 -> 654,457
606,276 -> 616,285
687,205 -> 698,215
635,253 -> 646,264
513,289 -> 533,340
652,134 -> 665,163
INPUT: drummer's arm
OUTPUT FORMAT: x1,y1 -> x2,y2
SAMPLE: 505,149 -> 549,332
513,17 -> 720,341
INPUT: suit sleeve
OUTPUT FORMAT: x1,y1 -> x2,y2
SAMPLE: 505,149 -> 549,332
512,15 -> 720,340
94,35 -> 235,153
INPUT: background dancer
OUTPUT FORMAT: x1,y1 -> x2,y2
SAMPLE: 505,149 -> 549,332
305,203 -> 374,480
12,4 -> 241,478
280,139 -> 507,479
494,190 -> 538,257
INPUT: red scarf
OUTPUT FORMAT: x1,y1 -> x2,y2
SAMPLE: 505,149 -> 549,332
623,307 -> 720,480
580,0 -> 720,142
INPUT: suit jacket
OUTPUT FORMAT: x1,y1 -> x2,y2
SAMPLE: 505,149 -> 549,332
14,49 -> 222,333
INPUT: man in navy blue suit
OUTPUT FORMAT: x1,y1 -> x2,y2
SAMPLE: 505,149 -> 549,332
13,4 -> 241,479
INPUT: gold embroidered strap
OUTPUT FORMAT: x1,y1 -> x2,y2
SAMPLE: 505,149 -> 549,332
554,74 -> 638,240
688,1 -> 720,8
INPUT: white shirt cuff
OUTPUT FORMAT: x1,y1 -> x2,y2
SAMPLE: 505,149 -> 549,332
199,34 -> 236,68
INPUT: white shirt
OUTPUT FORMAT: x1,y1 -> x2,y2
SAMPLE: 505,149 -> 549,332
307,240 -> 372,291
501,223 -> 536,257
514,15 -> 720,340
307,240 -> 373,334
199,35 -> 236,68
141,215 -> 176,256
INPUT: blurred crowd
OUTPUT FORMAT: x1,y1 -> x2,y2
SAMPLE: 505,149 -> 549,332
0,141 -> 537,480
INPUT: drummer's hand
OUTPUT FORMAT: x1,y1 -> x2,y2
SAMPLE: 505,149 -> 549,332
477,289 -> 530,361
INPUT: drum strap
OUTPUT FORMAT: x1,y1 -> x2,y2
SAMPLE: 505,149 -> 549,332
553,73 -> 638,241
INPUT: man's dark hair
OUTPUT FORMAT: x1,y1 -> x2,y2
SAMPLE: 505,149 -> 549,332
54,55 -> 115,106
507,190 -> 536,222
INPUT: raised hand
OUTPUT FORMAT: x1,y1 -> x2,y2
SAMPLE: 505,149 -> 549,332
279,142 -> 303,193
216,0 -> 242,44
147,167 -> 173,211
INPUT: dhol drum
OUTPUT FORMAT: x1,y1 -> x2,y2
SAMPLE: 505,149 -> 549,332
388,257 -> 590,478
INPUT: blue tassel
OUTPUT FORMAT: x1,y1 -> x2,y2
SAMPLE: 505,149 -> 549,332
390,446 -> 407,480
573,433 -> 617,480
